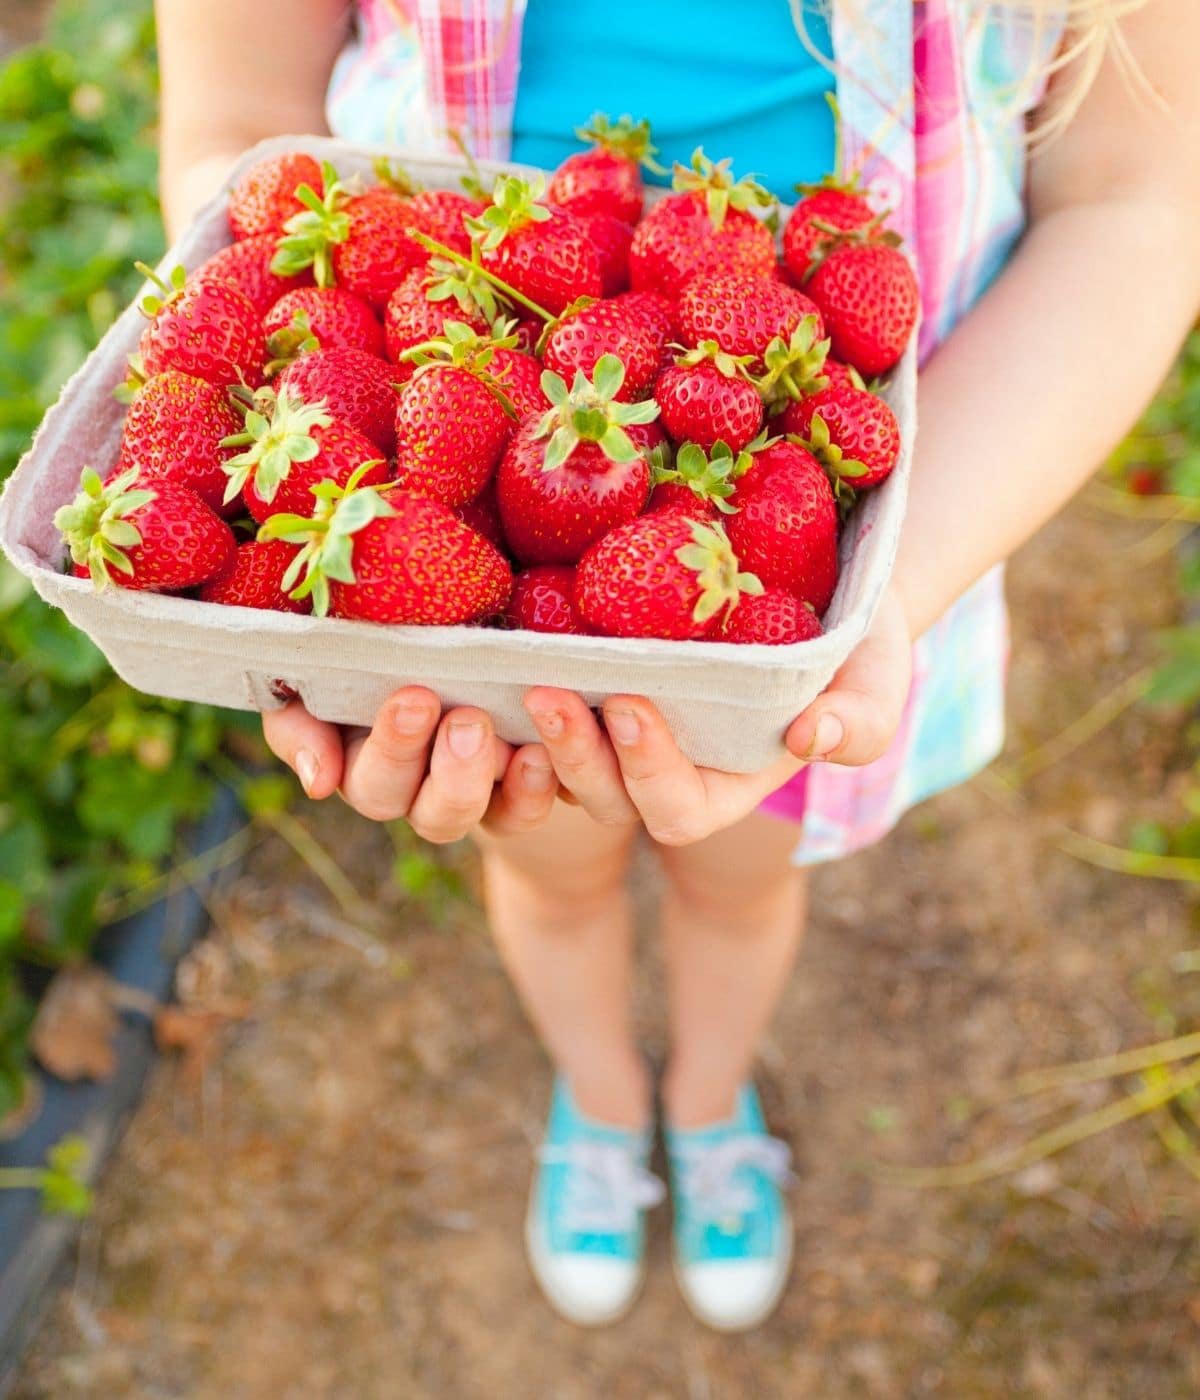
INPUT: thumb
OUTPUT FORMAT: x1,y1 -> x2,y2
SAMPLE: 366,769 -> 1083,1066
786,591 -> 913,767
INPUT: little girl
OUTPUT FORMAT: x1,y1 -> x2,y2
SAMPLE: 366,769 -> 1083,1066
156,0 -> 1199,1331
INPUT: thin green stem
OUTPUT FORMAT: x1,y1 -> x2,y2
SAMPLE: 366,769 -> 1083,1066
408,231 -> 554,323
992,1030 -> 1200,1101
1055,829 -> 1200,883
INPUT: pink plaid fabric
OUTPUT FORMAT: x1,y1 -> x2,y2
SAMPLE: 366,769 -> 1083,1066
330,1 -> 1065,864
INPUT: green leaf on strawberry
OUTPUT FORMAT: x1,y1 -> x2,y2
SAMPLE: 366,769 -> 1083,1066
466,174 -> 553,252
220,388 -> 333,506
675,519 -> 764,625
534,354 -> 661,473
271,161 -> 351,287
671,148 -> 775,231
53,466 -> 156,588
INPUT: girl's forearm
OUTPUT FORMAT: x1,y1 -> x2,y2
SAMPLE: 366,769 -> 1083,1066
894,196 -> 1200,638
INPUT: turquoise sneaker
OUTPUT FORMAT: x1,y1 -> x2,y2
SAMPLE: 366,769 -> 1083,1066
525,1078 -> 664,1326
665,1085 -> 793,1331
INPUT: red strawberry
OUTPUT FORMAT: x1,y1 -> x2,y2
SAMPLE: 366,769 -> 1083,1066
384,262 -> 496,375
489,343 -> 550,418
467,175 -> 602,315
678,272 -> 823,373
576,514 -> 761,640
782,381 -> 900,492
272,164 -> 431,308
646,440 -> 745,519
56,467 -> 235,591
724,440 -> 839,612
222,388 -> 389,521
137,265 -> 264,388
806,239 -> 918,378
193,235 -> 312,317
117,371 -> 241,514
629,150 -> 776,299
264,287 -> 384,358
541,299 -> 659,402
509,317 -> 543,355
505,565 -> 591,634
275,347 -> 399,454
455,479 -> 507,552
397,318 -> 548,420
782,187 -> 875,284
408,188 -> 485,255
229,152 -> 324,241
611,290 -> 680,369
654,343 -> 764,452
548,114 -> 661,224
200,539 -> 311,613
394,361 -> 511,508
717,588 -> 824,644
260,467 -> 512,624
496,354 -> 662,565
572,211 -> 635,296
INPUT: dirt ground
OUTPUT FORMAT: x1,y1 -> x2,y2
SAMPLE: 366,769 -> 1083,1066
10,487 -> 1200,1400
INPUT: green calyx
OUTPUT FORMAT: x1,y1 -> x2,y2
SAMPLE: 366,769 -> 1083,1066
372,155 -> 421,196
53,465 -> 156,588
271,161 -> 350,288
671,148 -> 775,231
756,315 -> 833,407
220,388 -> 333,506
423,253 -> 511,323
466,173 -> 553,251
534,354 -> 660,472
135,261 -> 187,318
654,441 -> 748,514
257,461 -> 394,618
408,228 -> 553,323
803,211 -> 902,281
673,339 -> 755,380
575,113 -> 666,173
263,310 -> 321,376
675,519 -> 763,625
400,319 -> 519,418
795,412 -> 869,484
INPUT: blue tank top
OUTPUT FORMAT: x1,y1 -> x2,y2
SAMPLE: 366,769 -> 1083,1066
511,1 -> 836,202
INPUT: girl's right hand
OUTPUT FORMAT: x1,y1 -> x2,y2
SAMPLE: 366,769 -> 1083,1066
262,687 -> 561,841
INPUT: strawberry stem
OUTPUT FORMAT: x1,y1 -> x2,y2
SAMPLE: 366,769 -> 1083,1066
407,230 -> 554,322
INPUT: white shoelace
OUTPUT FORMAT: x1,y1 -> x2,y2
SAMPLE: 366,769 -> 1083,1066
539,1140 -> 666,1234
674,1134 -> 792,1224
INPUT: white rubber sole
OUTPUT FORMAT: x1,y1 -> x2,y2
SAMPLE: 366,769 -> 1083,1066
524,1205 -> 645,1328
672,1214 -> 795,1333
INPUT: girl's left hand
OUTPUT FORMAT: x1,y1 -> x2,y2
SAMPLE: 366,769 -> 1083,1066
525,586 -> 914,846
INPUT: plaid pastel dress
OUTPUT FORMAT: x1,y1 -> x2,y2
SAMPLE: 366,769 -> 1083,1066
327,0 -> 1065,865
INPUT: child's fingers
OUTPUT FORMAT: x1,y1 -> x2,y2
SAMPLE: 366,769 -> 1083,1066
339,687 -> 442,822
600,697 -> 710,845
407,708 -> 502,843
261,699 -> 345,799
481,744 -> 559,836
523,688 -> 640,828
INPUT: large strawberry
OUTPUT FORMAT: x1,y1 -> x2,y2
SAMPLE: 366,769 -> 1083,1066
805,237 -> 918,378
117,371 -> 241,513
496,354 -> 661,565
384,260 -> 498,375
466,174 -> 602,316
200,539 -> 311,614
654,343 -> 764,453
548,114 -> 662,224
393,326 -> 514,507
572,212 -> 635,297
541,299 -> 659,402
275,347 -> 399,454
717,588 -> 824,645
677,272 -> 823,373
782,379 -> 900,492
229,151 -> 324,241
193,235 -> 311,317
136,264 -> 264,388
264,286 -> 384,358
259,468 -> 512,624
272,164 -> 431,308
576,514 -> 761,641
56,467 -> 235,591
505,565 -> 591,635
628,150 -> 776,299
221,388 -> 389,521
782,186 -> 875,284
724,440 -> 839,612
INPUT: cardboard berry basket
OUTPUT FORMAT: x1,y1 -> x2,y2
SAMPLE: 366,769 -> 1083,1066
0,135 -> 916,775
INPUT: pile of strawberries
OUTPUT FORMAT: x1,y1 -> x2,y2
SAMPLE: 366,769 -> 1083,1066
55,116 -> 917,646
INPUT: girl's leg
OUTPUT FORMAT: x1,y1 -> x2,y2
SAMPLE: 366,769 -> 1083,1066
655,812 -> 807,1128
475,801 -> 649,1128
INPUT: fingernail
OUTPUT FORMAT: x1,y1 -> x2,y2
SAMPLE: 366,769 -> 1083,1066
393,702 -> 432,736
605,708 -> 640,746
813,714 -> 844,758
523,760 -> 555,792
529,708 -> 563,739
296,749 -> 319,795
447,720 -> 484,759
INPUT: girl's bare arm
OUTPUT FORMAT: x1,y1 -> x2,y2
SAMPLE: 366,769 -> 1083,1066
155,0 -> 352,239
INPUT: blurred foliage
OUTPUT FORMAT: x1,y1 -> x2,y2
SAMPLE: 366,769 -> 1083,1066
0,0 -> 231,1122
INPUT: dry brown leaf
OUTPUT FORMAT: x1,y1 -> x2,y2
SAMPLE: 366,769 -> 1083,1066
153,1001 -> 252,1086
30,965 -> 121,1082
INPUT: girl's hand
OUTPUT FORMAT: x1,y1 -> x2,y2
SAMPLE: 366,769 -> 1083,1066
523,586 -> 914,847
261,687 -> 560,841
